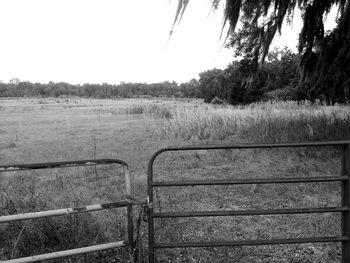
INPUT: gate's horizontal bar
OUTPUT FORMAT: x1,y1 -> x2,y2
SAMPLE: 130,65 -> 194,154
157,141 -> 350,153
153,236 -> 349,248
0,199 -> 140,223
1,241 -> 127,263
152,206 -> 348,218
152,176 -> 348,187
0,158 -> 128,172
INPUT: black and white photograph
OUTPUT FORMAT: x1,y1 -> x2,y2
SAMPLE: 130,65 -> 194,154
0,0 -> 350,262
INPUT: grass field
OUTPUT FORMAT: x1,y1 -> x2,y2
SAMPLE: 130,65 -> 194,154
0,97 -> 350,262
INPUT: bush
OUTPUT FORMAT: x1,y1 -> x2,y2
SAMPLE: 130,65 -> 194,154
263,87 -> 295,101
127,105 -> 144,114
146,104 -> 173,119
174,91 -> 185,98
127,103 -> 173,119
210,97 -> 227,105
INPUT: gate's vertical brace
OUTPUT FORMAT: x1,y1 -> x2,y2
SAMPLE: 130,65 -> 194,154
147,151 -> 160,263
147,163 -> 155,263
125,167 -> 135,263
342,143 -> 350,262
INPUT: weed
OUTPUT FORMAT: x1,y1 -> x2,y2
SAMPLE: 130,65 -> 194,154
127,103 -> 173,119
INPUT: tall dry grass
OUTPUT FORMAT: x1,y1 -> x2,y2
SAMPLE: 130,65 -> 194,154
153,101 -> 350,143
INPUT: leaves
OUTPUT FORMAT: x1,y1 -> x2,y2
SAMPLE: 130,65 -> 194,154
174,0 -> 350,103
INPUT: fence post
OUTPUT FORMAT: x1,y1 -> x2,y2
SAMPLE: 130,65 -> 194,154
127,204 -> 134,262
147,153 -> 157,263
342,144 -> 350,263
125,168 -> 134,263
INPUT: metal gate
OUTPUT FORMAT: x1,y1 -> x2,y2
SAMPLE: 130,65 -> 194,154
0,159 -> 137,263
147,141 -> 350,263
1,141 -> 350,262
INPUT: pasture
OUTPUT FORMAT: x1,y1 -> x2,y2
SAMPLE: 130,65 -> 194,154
0,97 -> 350,262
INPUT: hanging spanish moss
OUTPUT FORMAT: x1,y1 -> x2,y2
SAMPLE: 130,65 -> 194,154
173,0 -> 350,104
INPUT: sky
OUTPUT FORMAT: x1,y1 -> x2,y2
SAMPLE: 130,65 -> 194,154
0,0 -> 338,85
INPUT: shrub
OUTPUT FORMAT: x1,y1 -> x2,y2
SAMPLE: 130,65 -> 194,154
210,97 -> 227,105
127,105 -> 144,114
127,103 -> 173,119
146,104 -> 173,119
174,91 -> 185,98
263,86 -> 295,101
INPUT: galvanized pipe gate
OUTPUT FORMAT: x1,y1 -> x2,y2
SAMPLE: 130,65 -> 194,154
0,140 -> 350,262
147,141 -> 350,263
0,159 -> 138,263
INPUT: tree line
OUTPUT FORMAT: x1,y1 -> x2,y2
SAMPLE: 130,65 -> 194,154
0,79 -> 199,99
1,47 -> 347,104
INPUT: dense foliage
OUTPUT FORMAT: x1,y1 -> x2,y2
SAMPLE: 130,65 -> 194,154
0,79 -> 199,99
199,47 -> 300,104
174,0 -> 350,104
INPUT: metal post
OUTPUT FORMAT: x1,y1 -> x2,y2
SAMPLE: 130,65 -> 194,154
342,144 -> 350,263
148,151 -> 162,263
148,172 -> 155,263
127,205 -> 134,262
125,167 -> 134,263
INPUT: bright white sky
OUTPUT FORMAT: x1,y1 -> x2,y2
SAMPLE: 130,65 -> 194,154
0,0 -> 337,84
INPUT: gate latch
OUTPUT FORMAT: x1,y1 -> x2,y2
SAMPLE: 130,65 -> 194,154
141,197 -> 152,222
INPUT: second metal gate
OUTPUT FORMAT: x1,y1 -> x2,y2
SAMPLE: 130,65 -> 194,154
147,141 -> 350,263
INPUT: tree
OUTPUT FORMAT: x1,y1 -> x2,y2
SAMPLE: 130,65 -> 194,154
198,47 -> 300,105
264,47 -> 299,93
179,78 -> 200,97
198,69 -> 225,103
174,0 -> 350,103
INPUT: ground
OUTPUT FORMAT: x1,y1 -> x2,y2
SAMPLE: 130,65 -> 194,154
0,97 -> 349,262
